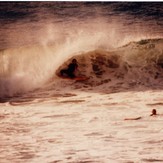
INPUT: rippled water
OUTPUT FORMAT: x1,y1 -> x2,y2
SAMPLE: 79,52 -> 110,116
1,90 -> 163,162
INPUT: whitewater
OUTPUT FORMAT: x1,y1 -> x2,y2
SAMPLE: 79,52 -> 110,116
0,2 -> 163,163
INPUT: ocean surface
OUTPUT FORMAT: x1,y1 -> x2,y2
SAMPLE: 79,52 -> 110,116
0,2 -> 163,163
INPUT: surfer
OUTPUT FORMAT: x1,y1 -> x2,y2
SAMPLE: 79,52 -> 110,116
60,59 -> 78,78
124,109 -> 158,120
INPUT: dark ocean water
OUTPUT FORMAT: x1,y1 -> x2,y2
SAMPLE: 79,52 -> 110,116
0,2 -> 163,49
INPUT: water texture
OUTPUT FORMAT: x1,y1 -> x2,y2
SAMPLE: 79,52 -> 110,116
0,2 -> 163,163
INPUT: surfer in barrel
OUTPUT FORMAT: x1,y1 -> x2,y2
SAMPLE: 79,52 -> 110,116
60,59 -> 78,78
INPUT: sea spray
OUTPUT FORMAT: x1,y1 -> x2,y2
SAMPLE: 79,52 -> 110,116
0,32 -> 163,96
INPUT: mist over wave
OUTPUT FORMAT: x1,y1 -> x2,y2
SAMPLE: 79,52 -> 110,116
0,21 -> 120,97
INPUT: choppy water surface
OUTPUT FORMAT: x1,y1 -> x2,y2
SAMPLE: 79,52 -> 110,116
1,90 -> 163,163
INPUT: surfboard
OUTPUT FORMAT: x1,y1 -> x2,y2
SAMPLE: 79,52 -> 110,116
74,76 -> 89,81
124,117 -> 142,120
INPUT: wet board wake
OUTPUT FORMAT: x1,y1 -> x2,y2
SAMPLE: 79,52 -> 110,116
60,76 -> 89,81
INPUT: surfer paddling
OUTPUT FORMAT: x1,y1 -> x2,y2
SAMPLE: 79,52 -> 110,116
150,109 -> 157,116
124,109 -> 158,120
60,59 -> 78,79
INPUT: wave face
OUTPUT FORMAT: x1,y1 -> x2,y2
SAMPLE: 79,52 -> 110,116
57,38 -> 163,85
0,38 -> 163,97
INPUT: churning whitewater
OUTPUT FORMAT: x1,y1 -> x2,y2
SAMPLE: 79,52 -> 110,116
0,38 -> 163,98
0,2 -> 163,163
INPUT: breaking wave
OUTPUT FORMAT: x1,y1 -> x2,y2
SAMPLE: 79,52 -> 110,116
0,38 -> 163,98
56,38 -> 163,87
